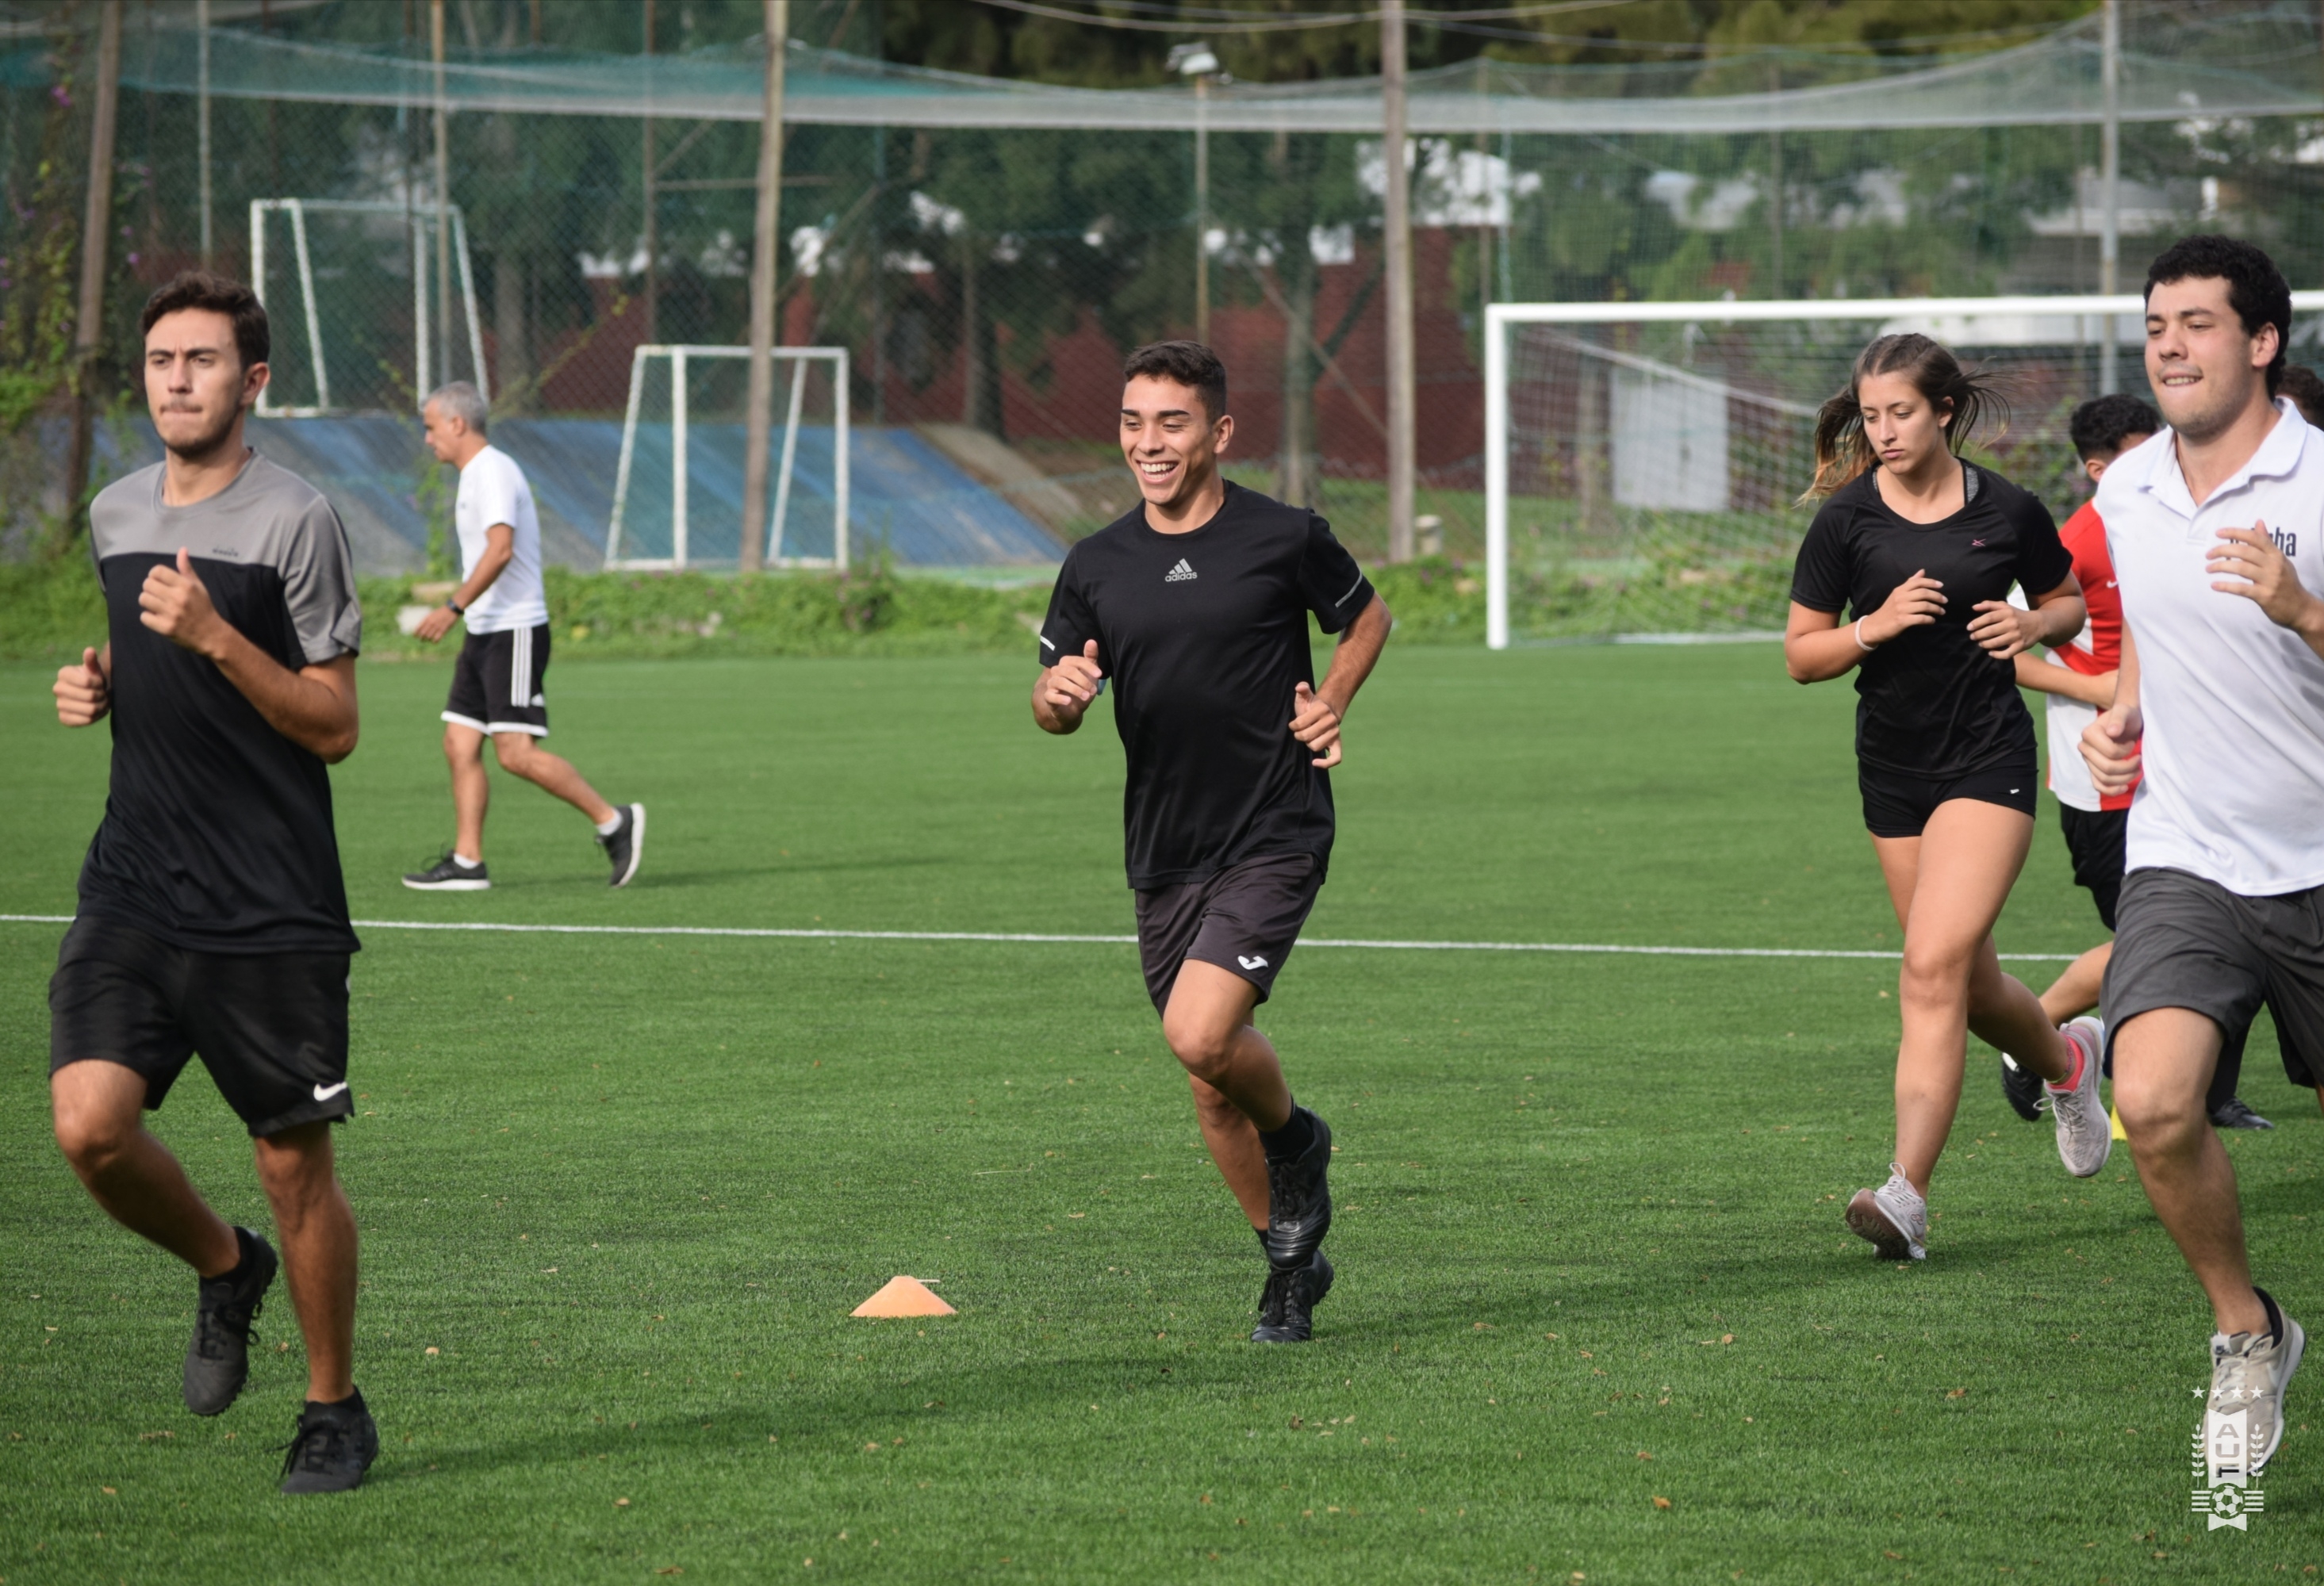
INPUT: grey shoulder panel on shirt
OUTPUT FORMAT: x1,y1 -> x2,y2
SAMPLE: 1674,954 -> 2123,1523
90,454 -> 362,664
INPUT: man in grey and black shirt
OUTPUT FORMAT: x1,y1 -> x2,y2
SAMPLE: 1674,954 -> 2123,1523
48,272 -> 378,1493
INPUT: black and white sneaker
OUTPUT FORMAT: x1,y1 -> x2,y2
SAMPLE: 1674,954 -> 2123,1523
185,1227 -> 278,1416
597,804 -> 645,888
278,1391 -> 379,1494
2212,1096 -> 2276,1130
401,851 -> 489,891
1999,1052 -> 2046,1123
1252,1250 -> 1335,1343
1263,1107 -> 1333,1271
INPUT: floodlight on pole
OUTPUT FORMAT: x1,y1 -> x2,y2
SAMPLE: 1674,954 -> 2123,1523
1169,43 -> 1220,347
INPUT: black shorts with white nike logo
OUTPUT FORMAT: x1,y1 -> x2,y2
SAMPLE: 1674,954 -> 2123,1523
1134,852 -> 1323,1013
49,918 -> 354,1138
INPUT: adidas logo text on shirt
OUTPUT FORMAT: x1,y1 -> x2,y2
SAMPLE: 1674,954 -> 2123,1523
1164,558 -> 1197,583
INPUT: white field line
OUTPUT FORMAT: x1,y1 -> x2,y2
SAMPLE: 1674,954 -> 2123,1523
0,913 -> 2080,960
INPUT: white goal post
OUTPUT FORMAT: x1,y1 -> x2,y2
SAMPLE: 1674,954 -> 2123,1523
605,344 -> 851,573
249,198 -> 487,418
1482,291 -> 2324,649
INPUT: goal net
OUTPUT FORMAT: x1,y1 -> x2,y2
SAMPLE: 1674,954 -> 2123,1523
605,345 -> 851,572
1482,293 -> 2324,649
249,199 -> 488,417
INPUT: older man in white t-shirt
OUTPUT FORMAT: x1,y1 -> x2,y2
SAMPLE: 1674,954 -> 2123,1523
2084,237 -> 2322,1484
404,382 -> 643,890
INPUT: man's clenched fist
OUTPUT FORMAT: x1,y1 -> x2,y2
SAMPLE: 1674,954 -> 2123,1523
54,646 -> 109,726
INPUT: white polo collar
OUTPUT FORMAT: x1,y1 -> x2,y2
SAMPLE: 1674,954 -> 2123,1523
2138,395 -> 2307,516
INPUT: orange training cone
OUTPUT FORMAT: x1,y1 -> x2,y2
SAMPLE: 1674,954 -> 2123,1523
851,1276 -> 955,1318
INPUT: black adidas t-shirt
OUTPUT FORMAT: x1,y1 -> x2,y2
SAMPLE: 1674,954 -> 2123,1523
79,454 -> 364,955
1037,482 -> 1375,889
1790,462 -> 2073,779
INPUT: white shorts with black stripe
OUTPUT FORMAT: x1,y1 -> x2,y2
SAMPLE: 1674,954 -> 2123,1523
443,623 -> 550,737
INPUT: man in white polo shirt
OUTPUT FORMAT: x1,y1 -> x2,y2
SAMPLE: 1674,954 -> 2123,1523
2084,236 -> 2322,1483
403,382 -> 643,890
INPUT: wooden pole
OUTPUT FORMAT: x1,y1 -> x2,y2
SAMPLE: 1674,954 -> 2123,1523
431,0 -> 453,393
1381,0 -> 1415,563
738,0 -> 789,573
197,0 -> 212,266
1194,72 -> 1208,344
642,0 -> 658,350
2099,0 -> 2120,393
65,0 -> 124,533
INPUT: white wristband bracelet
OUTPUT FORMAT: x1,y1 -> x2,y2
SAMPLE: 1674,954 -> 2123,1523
1854,618 -> 1877,652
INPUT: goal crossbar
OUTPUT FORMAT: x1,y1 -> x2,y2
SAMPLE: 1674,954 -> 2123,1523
1482,291 -> 2324,649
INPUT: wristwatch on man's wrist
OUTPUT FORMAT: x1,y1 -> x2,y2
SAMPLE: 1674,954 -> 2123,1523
444,597 -> 465,615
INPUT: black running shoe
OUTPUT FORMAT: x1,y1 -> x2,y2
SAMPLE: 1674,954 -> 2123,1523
278,1393 -> 379,1495
184,1227 -> 278,1416
1252,1251 -> 1335,1343
2000,1052 -> 2046,1123
2212,1096 -> 2276,1130
597,803 -> 646,888
1263,1107 -> 1333,1271
401,850 -> 489,891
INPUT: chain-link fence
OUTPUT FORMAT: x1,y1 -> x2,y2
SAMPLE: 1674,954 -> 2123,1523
5,1 -> 2324,584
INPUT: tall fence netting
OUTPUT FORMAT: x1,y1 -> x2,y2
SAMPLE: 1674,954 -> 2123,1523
3,0 -> 2322,606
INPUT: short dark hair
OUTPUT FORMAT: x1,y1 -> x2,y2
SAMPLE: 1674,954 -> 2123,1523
2068,393 -> 2160,462
1122,339 -> 1226,423
2280,364 -> 2324,428
2145,234 -> 2291,394
140,270 -> 269,373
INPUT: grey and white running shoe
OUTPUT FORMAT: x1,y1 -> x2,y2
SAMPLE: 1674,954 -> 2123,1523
2048,1016 -> 2111,1178
2202,1289 -> 2306,1482
1845,1164 -> 1927,1261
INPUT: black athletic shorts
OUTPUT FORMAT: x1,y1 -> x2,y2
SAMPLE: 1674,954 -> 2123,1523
443,623 -> 550,737
2103,867 -> 2324,1090
1134,852 -> 1323,1013
48,918 -> 355,1138
2058,805 -> 2129,931
1858,756 -> 2038,838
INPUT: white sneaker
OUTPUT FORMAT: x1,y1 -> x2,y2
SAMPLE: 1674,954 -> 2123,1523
2203,1292 -> 2306,1481
1846,1164 -> 1927,1260
2048,1016 -> 2111,1178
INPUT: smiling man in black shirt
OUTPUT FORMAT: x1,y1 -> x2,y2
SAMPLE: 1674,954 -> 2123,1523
48,273 -> 377,1492
1034,340 -> 1392,1343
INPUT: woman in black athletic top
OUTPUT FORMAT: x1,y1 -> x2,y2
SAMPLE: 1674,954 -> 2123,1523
1785,333 -> 2114,1263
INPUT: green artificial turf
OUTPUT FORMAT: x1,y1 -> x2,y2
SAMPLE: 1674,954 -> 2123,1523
2,645 -> 2318,1584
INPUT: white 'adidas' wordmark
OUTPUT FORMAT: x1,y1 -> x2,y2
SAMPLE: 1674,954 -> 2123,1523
1164,558 -> 1197,583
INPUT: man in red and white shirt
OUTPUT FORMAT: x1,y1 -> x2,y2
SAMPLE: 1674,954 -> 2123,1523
2001,396 -> 2273,1129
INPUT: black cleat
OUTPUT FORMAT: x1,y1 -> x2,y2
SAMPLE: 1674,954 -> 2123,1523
2211,1096 -> 2276,1130
2000,1052 -> 2046,1123
185,1228 -> 278,1416
1252,1251 -> 1334,1343
598,803 -> 646,888
278,1392 -> 379,1494
401,850 -> 489,891
1263,1107 -> 1333,1271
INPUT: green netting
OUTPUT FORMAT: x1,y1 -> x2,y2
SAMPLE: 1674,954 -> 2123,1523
5,1 -> 2324,597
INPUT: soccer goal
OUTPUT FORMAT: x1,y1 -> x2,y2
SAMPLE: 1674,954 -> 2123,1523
249,198 -> 488,418
1480,292 -> 2324,649
604,345 -> 852,573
